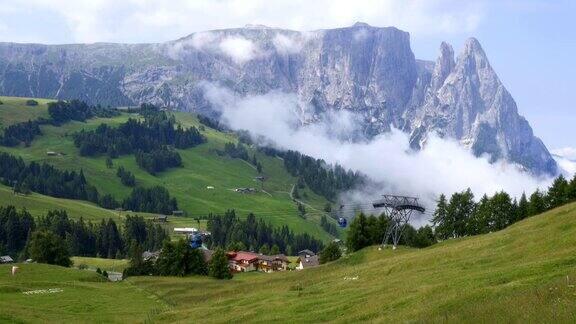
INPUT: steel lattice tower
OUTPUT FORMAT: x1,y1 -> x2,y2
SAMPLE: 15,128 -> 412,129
372,195 -> 426,250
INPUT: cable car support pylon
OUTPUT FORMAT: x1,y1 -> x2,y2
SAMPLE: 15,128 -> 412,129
373,195 -> 425,250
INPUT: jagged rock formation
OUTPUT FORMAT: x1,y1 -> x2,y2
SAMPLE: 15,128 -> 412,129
0,23 -> 557,174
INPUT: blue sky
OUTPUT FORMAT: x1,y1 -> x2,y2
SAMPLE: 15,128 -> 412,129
0,0 -> 573,150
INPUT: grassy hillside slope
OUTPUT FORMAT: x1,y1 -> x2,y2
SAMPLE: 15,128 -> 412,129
0,96 -> 335,240
0,183 -> 207,236
1,204 -> 575,322
0,263 -> 164,323
0,96 -> 51,127
131,202 -> 576,323
0,204 -> 576,323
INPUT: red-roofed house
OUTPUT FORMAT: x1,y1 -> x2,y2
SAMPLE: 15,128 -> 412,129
227,251 -> 259,273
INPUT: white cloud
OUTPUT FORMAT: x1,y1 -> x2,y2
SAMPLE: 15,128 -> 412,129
552,147 -> 576,177
191,32 -> 217,50
273,34 -> 302,54
551,147 -> 576,160
218,37 -> 262,64
0,0 -> 486,44
554,156 -> 576,177
202,83 -> 553,222
0,21 -> 8,34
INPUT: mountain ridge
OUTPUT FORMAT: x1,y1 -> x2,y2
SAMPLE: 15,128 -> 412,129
0,23 -> 557,175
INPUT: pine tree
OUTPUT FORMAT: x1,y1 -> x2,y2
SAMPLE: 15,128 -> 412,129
568,175 -> 576,201
431,194 -> 449,239
546,175 -> 569,209
346,213 -> 370,251
517,192 -> 529,220
467,194 -> 490,235
528,190 -> 546,216
451,189 -> 475,237
489,191 -> 513,231
209,248 -> 232,279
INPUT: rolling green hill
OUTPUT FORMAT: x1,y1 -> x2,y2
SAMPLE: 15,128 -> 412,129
129,202 -> 576,322
0,96 -> 336,241
2,203 -> 575,322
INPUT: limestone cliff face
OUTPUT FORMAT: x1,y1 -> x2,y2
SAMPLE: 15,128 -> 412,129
0,23 -> 557,174
406,38 -> 556,173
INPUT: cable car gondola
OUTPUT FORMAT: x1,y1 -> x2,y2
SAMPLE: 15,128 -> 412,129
189,232 -> 203,249
338,217 -> 348,228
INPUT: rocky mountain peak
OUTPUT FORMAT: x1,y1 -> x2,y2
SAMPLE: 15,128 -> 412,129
463,37 -> 484,55
352,22 -> 372,28
431,41 -> 455,90
0,25 -> 558,175
458,37 -> 491,73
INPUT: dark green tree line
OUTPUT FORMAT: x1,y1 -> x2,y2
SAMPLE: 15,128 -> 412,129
206,210 -> 324,255
433,175 -> 576,239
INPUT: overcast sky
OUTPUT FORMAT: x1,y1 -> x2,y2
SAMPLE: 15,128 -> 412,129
0,0 -> 574,150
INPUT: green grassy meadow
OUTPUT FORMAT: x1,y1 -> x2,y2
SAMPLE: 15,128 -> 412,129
131,202 -> 576,323
0,263 -> 164,323
1,203 -> 576,322
0,96 -> 335,241
72,257 -> 130,273
0,96 -> 51,127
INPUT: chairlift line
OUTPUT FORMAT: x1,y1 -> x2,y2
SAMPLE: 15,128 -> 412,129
337,194 -> 426,250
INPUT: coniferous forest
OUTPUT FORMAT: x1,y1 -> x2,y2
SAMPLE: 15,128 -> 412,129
0,151 -> 178,214
260,147 -> 365,201
206,210 -> 324,254
0,206 -> 167,260
0,99 -> 118,147
431,175 -> 576,239
73,104 -> 204,174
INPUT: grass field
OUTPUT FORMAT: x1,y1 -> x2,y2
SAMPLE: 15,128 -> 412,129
2,203 -> 576,322
72,257 -> 130,273
0,183 -> 207,235
0,263 -> 164,323
0,96 -> 50,129
0,96 -> 335,241
130,202 -> 576,323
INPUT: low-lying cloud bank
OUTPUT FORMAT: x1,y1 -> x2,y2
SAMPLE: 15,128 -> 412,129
202,83 -> 553,220
552,147 -> 576,176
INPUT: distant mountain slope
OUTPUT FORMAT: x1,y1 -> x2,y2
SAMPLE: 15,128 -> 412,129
0,23 -> 557,175
0,96 -> 335,241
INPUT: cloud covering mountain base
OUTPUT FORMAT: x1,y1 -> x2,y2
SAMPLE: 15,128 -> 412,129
203,83 -> 552,218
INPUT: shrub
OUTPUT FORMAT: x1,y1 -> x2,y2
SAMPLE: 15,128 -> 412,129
209,248 -> 232,279
25,99 -> 38,106
319,242 -> 342,264
26,230 -> 72,267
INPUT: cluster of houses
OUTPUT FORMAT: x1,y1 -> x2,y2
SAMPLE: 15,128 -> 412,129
142,248 -> 320,273
225,251 -> 290,273
220,249 -> 319,273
